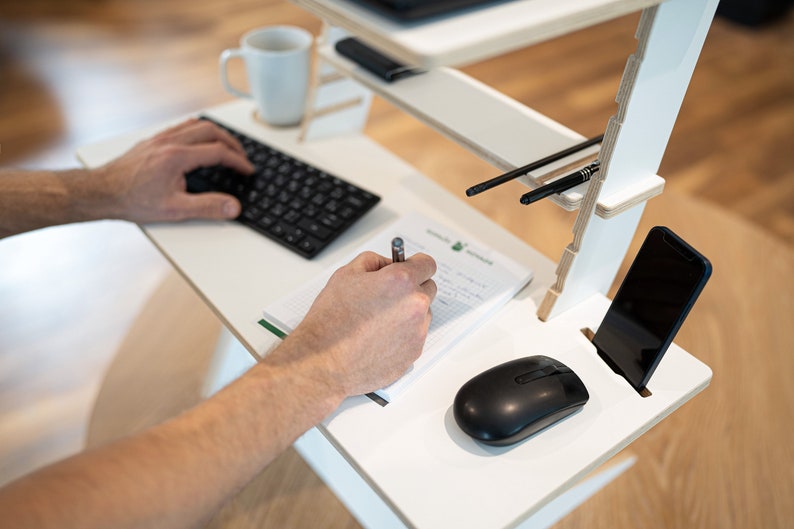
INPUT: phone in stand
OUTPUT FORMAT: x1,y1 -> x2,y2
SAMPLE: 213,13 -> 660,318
592,226 -> 712,393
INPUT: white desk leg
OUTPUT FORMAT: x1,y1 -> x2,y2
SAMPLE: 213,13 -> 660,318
294,427 -> 410,529
517,456 -> 636,529
200,327 -> 257,398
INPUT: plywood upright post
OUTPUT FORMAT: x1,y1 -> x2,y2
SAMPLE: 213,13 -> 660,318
539,0 -> 720,321
299,23 -> 374,142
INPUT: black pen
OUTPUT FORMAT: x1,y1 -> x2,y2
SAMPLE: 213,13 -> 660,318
519,161 -> 600,205
391,237 -> 405,262
465,134 -> 604,197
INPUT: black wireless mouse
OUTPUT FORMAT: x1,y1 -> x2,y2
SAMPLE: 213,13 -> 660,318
453,355 -> 589,446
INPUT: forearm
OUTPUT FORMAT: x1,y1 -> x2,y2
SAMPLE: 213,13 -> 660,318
0,250 -> 435,528
0,339 -> 345,529
0,168 -> 120,238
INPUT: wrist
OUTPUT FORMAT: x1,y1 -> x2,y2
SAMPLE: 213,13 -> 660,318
59,166 -> 126,221
259,335 -> 349,422
0,168 -> 120,238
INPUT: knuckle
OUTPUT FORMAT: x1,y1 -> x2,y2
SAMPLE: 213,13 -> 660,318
386,266 -> 412,287
158,143 -> 185,158
407,291 -> 432,317
415,252 -> 437,272
359,250 -> 379,260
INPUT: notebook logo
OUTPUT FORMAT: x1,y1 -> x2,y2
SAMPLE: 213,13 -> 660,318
452,241 -> 467,252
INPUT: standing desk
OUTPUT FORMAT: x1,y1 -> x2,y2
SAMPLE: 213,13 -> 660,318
78,1 -> 719,527
78,100 -> 710,529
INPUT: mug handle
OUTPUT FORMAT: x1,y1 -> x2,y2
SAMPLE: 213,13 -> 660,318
219,48 -> 250,99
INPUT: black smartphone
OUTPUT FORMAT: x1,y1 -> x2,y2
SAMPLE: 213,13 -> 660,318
592,226 -> 712,393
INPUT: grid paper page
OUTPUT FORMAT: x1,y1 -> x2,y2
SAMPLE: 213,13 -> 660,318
262,211 -> 533,401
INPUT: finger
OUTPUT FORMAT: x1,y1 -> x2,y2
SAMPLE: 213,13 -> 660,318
401,253 -> 437,284
168,192 -> 242,221
174,143 -> 254,175
419,278 -> 438,302
173,119 -> 248,157
345,251 -> 389,272
155,118 -> 202,138
153,118 -> 248,159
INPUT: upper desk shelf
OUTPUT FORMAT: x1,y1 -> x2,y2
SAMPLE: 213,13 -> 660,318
317,43 -> 664,217
291,0 -> 663,68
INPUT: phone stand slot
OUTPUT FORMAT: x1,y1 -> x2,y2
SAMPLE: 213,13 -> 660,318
580,327 -> 653,398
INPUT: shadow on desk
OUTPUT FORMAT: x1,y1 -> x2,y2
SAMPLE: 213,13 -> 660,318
86,191 -> 793,529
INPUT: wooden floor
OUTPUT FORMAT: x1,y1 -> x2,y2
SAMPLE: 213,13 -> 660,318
0,0 -> 792,527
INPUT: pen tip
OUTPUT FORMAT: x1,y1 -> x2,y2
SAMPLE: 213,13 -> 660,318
465,187 -> 477,197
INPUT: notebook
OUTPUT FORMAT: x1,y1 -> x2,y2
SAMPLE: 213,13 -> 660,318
261,211 -> 533,401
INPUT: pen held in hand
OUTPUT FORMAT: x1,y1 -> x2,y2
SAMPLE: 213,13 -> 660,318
391,237 -> 405,263
519,161 -> 600,205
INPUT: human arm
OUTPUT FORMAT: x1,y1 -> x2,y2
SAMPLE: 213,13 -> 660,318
0,251 -> 437,529
0,118 -> 254,239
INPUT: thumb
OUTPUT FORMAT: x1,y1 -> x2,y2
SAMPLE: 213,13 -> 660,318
348,251 -> 390,273
171,192 -> 241,220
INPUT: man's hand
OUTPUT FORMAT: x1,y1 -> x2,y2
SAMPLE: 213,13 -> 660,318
95,118 -> 254,223
275,251 -> 438,397
0,118 -> 255,238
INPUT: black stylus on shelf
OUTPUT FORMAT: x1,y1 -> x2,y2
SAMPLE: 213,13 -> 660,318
519,161 -> 600,205
465,134 -> 604,197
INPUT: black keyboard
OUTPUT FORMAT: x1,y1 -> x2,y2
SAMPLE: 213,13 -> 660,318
185,118 -> 380,258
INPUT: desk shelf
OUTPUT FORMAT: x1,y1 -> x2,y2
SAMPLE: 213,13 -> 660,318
313,292 -> 711,529
318,44 -> 583,172
294,0 -> 664,68
317,43 -> 666,217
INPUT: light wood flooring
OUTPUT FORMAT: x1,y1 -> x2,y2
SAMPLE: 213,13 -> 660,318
0,0 -> 792,526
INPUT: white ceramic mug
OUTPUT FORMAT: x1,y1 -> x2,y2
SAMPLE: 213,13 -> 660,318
220,26 -> 313,127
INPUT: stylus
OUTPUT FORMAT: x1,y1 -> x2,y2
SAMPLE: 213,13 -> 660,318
519,160 -> 600,205
465,134 -> 603,197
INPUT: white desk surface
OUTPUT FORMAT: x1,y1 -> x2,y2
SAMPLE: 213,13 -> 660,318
292,0 -> 662,67
77,100 -> 711,529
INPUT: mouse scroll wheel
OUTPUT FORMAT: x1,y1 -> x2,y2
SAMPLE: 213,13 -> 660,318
515,366 -> 555,384
514,365 -> 573,384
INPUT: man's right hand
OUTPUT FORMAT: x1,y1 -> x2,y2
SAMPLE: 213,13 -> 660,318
274,251 -> 438,398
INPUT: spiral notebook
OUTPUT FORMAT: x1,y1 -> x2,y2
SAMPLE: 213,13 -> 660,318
261,211 -> 533,401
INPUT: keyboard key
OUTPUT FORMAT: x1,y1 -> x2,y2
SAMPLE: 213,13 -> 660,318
256,215 -> 276,229
184,117 -> 380,258
297,218 -> 332,241
318,213 -> 344,230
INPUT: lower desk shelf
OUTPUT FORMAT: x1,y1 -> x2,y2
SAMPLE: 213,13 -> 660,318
316,293 -> 711,529
77,99 -> 711,529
